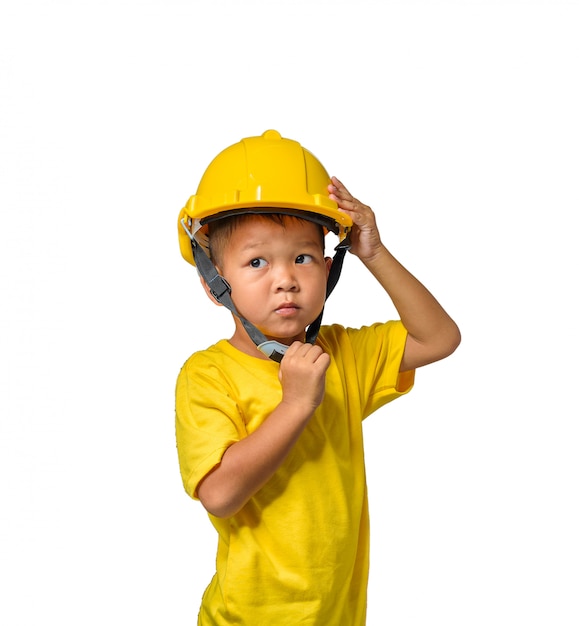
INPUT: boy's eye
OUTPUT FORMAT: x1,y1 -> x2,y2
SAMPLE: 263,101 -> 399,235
296,254 -> 313,265
249,258 -> 267,268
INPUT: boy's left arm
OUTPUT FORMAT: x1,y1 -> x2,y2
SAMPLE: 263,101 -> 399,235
329,177 -> 461,372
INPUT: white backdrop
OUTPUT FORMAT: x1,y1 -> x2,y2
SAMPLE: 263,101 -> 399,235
1,1 -> 578,624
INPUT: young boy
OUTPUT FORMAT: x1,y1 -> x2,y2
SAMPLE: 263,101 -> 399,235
176,130 -> 460,625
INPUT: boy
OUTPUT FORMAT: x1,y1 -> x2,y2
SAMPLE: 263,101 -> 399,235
176,130 -> 460,625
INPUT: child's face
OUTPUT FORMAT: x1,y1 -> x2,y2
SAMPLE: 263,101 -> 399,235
217,216 -> 331,351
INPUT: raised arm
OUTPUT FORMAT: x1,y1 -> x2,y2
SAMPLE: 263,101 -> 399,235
329,177 -> 461,372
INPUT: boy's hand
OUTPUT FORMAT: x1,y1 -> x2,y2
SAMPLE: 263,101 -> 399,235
278,342 -> 330,414
328,176 -> 384,262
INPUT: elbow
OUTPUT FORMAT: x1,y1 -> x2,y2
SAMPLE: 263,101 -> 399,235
437,322 -> 461,361
201,496 -> 242,519
402,321 -> 461,370
427,322 -> 462,365
445,323 -> 461,357
198,479 -> 244,519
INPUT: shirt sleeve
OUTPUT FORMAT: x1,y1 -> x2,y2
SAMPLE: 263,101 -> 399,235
175,353 -> 245,500
343,321 -> 415,418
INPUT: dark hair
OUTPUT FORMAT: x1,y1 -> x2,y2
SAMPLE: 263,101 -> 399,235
208,213 -> 325,267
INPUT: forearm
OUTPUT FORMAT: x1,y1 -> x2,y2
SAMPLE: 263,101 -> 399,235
197,401 -> 313,518
363,244 -> 461,369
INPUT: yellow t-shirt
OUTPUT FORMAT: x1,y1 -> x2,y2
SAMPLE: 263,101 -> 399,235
176,322 -> 414,626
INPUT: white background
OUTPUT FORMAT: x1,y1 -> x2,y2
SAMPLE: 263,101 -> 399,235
1,1 -> 578,624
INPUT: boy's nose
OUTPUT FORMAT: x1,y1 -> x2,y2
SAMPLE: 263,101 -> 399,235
274,265 -> 298,292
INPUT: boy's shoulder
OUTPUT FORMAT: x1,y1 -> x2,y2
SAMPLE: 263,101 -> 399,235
180,338 -> 231,369
177,340 -> 242,399
178,338 -> 279,378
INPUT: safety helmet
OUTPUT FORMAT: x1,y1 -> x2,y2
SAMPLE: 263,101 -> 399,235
178,130 -> 352,362
178,129 -> 352,265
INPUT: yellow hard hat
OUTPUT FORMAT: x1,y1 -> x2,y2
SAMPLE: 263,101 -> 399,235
178,129 -> 352,266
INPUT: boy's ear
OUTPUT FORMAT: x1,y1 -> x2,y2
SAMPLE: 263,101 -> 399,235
199,275 -> 224,307
325,256 -> 333,279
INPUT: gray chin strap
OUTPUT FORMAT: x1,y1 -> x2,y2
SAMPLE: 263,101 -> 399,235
181,218 -> 350,363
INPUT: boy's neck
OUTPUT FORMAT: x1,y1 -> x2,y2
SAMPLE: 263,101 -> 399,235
228,333 -> 270,360
228,320 -> 306,360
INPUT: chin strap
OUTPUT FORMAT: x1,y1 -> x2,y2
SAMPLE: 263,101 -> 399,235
304,235 -> 350,344
182,218 -> 350,363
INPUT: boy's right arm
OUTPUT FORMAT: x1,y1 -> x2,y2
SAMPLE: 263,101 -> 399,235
196,341 -> 330,518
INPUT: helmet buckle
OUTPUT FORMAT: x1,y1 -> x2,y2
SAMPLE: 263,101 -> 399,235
208,274 -> 231,300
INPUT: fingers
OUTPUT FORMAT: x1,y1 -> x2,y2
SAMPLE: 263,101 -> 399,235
328,177 -> 374,227
328,176 -> 356,206
327,176 -> 383,260
283,341 -> 330,368
279,342 -> 330,411
279,342 -> 330,384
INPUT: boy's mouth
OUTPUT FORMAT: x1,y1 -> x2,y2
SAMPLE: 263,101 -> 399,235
275,302 -> 300,316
